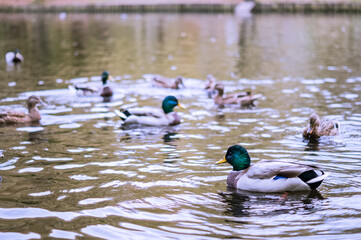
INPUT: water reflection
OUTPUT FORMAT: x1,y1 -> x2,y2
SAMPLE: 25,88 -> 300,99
221,187 -> 325,218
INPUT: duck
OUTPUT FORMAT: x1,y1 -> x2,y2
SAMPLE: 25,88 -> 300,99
69,71 -> 114,100
213,83 -> 258,108
204,74 -> 217,98
114,96 -> 184,126
0,150 -> 3,158
5,49 -> 24,63
152,75 -> 185,89
99,71 -> 114,102
303,113 -> 339,140
0,96 -> 46,125
216,145 -> 329,192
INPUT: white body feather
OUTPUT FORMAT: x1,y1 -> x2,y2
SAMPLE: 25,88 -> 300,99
227,160 -> 327,192
123,107 -> 179,126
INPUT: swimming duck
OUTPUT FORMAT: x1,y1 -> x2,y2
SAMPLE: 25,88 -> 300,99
216,145 -> 329,192
213,83 -> 258,108
114,96 -> 184,126
204,74 -> 217,98
99,71 -> 114,102
5,49 -> 24,63
303,113 -> 339,140
0,96 -> 46,125
69,71 -> 114,100
152,75 -> 185,89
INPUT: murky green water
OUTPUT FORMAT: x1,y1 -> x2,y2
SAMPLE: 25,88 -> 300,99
0,12 -> 361,239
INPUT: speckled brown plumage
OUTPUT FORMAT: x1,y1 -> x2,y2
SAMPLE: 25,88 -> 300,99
213,83 -> 257,108
152,75 -> 184,89
303,113 -> 339,140
0,96 -> 45,125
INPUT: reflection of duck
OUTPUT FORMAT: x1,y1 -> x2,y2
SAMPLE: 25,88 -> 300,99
69,71 -> 114,101
114,96 -> 184,126
220,187 -> 324,218
303,113 -> 339,140
216,145 -> 329,192
5,49 -> 24,63
152,75 -> 185,89
213,83 -> 259,108
0,96 -> 46,125
305,141 -> 320,152
163,132 -> 178,144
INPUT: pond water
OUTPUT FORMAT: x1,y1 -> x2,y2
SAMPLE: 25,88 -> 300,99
0,12 -> 361,239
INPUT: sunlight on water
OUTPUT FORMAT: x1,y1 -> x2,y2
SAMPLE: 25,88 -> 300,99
0,12 -> 360,239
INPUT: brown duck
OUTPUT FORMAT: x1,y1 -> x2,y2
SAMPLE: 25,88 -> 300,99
213,83 -> 259,108
204,74 -> 217,98
0,96 -> 46,125
303,113 -> 339,140
152,75 -> 185,89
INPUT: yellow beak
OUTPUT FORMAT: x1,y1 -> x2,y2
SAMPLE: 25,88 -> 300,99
216,157 -> 227,164
177,103 -> 186,109
108,76 -> 115,82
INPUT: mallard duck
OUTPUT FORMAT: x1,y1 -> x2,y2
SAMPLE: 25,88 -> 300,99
204,74 -> 217,98
303,113 -> 339,140
216,145 -> 329,192
213,83 -> 258,108
114,96 -> 184,126
152,75 -> 185,89
69,71 -> 114,99
5,49 -> 24,63
0,96 -> 46,125
99,71 -> 114,102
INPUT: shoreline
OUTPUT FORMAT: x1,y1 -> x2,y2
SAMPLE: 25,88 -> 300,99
0,1 -> 360,13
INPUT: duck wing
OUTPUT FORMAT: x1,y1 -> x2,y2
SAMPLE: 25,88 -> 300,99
247,160 -> 318,179
128,107 -> 164,118
5,52 -> 15,63
0,111 -> 27,124
320,119 -> 339,136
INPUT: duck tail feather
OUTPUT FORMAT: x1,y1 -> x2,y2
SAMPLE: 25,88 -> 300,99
307,171 -> 330,184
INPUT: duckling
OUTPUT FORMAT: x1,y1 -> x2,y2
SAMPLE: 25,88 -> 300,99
0,96 -> 46,125
303,113 -> 339,140
152,75 -> 185,89
216,145 -> 329,192
5,49 -> 24,63
213,83 -> 257,108
114,96 -> 184,126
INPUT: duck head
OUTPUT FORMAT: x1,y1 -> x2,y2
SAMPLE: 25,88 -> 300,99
101,71 -> 115,85
306,113 -> 321,138
162,96 -> 184,114
27,96 -> 46,110
175,76 -> 185,88
205,74 -> 216,90
216,145 -> 251,171
214,83 -> 225,97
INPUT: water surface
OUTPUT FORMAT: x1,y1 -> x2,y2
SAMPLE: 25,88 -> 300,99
0,13 -> 361,239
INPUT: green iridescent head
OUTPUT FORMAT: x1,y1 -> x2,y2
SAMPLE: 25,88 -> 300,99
162,96 -> 182,114
217,145 -> 251,171
101,71 -> 111,85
